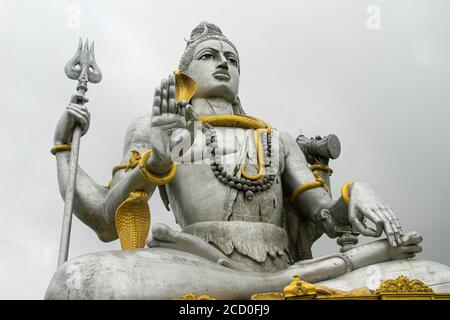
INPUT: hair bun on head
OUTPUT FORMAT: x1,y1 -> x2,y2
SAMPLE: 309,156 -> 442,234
188,22 -> 224,43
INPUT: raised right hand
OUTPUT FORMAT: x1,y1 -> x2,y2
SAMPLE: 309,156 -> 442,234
54,94 -> 90,145
147,74 -> 191,175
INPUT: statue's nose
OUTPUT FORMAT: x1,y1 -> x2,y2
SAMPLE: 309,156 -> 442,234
216,57 -> 228,70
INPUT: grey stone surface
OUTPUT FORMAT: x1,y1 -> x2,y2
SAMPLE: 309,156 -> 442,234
45,248 -> 450,299
317,259 -> 450,293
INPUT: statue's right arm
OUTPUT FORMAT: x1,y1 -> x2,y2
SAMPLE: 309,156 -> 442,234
54,94 -> 119,241
54,95 -> 159,242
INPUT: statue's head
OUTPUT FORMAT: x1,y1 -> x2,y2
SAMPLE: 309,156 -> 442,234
179,22 -> 244,114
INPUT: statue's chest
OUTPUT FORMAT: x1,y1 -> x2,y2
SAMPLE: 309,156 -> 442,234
177,127 -> 281,172
168,126 -> 284,227
178,127 -> 249,163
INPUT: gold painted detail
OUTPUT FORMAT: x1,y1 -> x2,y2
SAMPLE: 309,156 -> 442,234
173,69 -> 198,102
289,164 -> 333,204
179,292 -> 217,300
199,114 -> 271,132
200,114 -> 272,182
341,180 -> 353,205
309,163 -> 333,175
50,144 -> 72,155
240,128 -> 266,181
284,273 -> 317,298
250,274 -> 450,300
376,275 -> 433,294
106,149 -> 176,190
112,150 -> 141,177
105,150 -> 142,189
115,191 -> 150,250
250,292 -> 285,300
138,150 -> 177,185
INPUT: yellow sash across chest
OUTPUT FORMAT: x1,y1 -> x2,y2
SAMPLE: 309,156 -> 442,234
200,114 -> 272,181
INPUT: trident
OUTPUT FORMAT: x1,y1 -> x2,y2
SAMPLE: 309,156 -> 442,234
58,38 -> 102,267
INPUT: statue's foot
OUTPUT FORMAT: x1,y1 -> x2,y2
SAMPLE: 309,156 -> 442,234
389,231 -> 423,260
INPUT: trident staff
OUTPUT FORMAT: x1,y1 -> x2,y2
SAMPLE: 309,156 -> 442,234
57,38 -> 102,267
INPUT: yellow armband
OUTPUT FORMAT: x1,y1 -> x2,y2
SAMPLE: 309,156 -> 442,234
138,150 -> 177,185
290,171 -> 328,204
50,144 -> 71,155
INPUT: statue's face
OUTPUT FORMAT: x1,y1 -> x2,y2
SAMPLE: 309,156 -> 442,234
186,39 -> 239,103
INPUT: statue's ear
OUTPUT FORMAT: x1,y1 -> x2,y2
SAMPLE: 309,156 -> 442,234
232,96 -> 246,115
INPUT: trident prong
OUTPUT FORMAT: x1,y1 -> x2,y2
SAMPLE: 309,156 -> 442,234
64,37 -> 102,92
57,38 -> 102,267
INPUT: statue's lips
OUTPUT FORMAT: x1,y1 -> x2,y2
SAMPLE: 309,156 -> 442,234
212,71 -> 230,80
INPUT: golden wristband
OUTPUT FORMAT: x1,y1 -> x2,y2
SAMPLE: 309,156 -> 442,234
341,181 -> 353,205
51,144 -> 71,155
138,150 -> 176,185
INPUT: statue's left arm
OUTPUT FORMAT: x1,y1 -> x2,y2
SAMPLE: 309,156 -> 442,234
280,131 -> 404,247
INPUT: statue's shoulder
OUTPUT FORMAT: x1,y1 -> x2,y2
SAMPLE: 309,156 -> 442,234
123,114 -> 152,152
277,129 -> 298,153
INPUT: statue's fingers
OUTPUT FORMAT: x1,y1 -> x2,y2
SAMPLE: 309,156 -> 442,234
161,90 -> 168,114
84,107 -> 91,121
70,94 -> 89,105
387,207 -> 404,237
68,103 -> 88,114
399,244 -> 421,257
168,85 -> 177,114
168,74 -> 176,100
160,79 -> 169,114
405,244 -> 422,254
68,109 -> 88,133
357,207 -> 383,238
153,87 -> 161,116
349,206 -> 377,236
401,231 -> 423,245
403,253 -> 416,259
383,208 -> 402,244
361,207 -> 384,237
373,208 -> 398,246
67,105 -> 89,121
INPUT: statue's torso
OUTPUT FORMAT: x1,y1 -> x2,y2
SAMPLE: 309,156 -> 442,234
165,127 -> 286,228
161,126 -> 291,271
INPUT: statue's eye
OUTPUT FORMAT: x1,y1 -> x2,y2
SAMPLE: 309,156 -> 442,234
227,57 -> 238,66
200,53 -> 214,60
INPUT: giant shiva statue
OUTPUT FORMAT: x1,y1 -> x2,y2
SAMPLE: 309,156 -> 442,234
46,22 -> 450,299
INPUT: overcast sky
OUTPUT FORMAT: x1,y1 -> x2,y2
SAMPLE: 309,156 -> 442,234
0,0 -> 449,299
